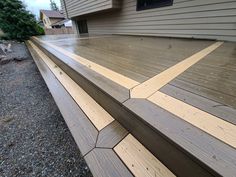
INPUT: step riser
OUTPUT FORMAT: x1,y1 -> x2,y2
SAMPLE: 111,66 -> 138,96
30,38 -> 218,177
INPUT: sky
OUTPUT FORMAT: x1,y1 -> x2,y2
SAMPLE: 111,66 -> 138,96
22,0 -> 61,19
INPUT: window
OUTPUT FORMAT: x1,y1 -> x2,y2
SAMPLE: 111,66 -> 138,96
77,20 -> 88,34
137,0 -> 173,11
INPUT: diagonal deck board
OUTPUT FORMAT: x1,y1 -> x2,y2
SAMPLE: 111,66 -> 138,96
130,42 -> 223,98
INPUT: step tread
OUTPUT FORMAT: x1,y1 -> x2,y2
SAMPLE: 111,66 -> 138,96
114,134 -> 176,177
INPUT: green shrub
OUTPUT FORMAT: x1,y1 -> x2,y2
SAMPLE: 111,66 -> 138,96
0,0 -> 44,41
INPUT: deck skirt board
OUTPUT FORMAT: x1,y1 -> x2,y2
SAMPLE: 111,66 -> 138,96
114,134 -> 176,177
130,41 -> 223,98
148,91 -> 236,148
28,40 -> 114,131
32,36 -> 140,89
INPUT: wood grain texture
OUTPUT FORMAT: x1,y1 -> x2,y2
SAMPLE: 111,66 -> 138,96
85,148 -> 133,177
27,41 -> 98,155
32,36 -> 140,89
96,121 -> 128,148
28,41 -> 114,131
148,91 -> 236,149
131,42 -> 223,98
114,134 -> 176,177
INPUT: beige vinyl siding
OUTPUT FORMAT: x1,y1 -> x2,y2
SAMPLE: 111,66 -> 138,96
85,0 -> 236,41
60,0 -> 68,18
63,0 -> 120,18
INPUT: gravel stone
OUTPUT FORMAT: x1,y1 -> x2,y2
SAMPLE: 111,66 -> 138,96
0,41 -> 92,177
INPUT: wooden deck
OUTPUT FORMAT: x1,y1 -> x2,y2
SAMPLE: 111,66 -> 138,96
27,34 -> 236,177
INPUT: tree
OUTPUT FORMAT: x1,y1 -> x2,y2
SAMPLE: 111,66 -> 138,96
0,0 -> 44,41
50,0 -> 59,11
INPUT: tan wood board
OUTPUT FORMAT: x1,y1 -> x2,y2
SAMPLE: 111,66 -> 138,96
28,41 -> 114,131
114,134 -> 176,177
32,36 -> 140,89
148,91 -> 236,149
131,41 -> 223,98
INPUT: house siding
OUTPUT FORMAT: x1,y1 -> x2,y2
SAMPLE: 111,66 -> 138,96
80,0 -> 236,41
60,0 -> 68,18
62,0 -> 120,18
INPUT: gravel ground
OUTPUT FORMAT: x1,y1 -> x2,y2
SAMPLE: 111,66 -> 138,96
0,41 -> 92,177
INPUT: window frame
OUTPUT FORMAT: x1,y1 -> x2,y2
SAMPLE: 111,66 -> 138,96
136,0 -> 174,11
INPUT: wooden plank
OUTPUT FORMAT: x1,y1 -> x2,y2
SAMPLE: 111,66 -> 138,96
171,79 -> 236,110
85,148 -> 133,177
148,91 -> 236,148
28,41 -> 114,131
131,42 -> 223,98
160,84 -> 236,125
32,36 -> 140,89
114,134 -> 176,177
27,41 -> 98,155
96,121 -> 128,148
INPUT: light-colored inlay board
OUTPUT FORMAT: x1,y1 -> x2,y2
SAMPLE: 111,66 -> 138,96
32,36 -> 139,89
131,42 -> 223,98
148,91 -> 236,149
114,134 -> 176,177
28,41 -> 114,131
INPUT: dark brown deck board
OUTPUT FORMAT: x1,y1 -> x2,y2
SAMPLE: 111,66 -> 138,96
85,148 -> 134,177
96,121 -> 128,148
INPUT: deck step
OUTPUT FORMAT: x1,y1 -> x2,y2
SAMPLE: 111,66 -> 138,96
27,36 -> 236,177
26,41 -> 175,177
